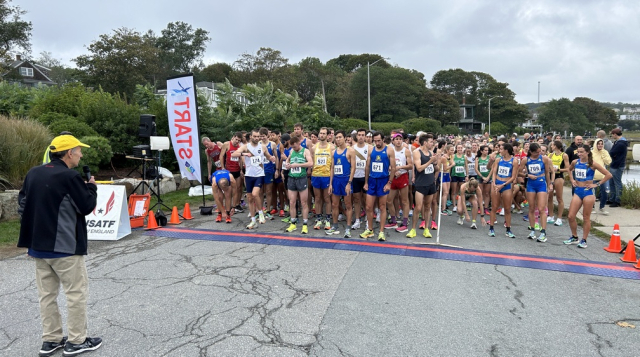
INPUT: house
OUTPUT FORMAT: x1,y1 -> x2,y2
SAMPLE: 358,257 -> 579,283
521,113 -> 543,132
156,81 -> 248,108
1,55 -> 56,87
456,102 -> 484,134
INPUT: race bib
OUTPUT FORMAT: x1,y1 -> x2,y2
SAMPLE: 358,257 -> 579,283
230,156 -> 239,162
479,165 -> 488,173
372,162 -> 383,173
553,164 -> 559,171
467,163 -> 475,171
528,164 -> 541,174
498,166 -> 510,177
356,160 -> 366,169
455,166 -> 465,174
395,158 -> 401,167
290,167 -> 302,174
263,156 -> 270,164
575,169 -> 587,179
334,165 -> 343,175
425,165 -> 434,174
250,156 -> 262,167
215,161 -> 221,168
316,157 -> 327,166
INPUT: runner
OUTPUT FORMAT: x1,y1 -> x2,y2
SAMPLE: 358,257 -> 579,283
519,143 -> 553,242
450,144 -> 467,213
284,135 -> 314,234
547,140 -> 570,226
211,169 -> 237,223
455,178 -> 486,229
360,132 -> 396,241
440,145 -> 454,215
202,137 -> 222,183
564,144 -> 612,248
272,131 -> 286,217
475,145 -> 493,216
489,143 -> 519,238
219,132 -> 244,212
259,127 -> 277,220
231,129 -> 277,229
351,129 -> 371,230
407,134 -> 439,238
310,127 -> 334,230
328,131 -> 356,238
385,133 -> 413,232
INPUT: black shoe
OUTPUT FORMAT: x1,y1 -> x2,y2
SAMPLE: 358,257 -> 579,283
40,337 -> 67,357
63,337 -> 102,356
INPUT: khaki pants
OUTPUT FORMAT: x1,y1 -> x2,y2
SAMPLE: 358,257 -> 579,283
34,255 -> 88,344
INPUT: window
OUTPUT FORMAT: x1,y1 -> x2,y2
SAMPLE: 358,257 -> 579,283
19,67 -> 34,77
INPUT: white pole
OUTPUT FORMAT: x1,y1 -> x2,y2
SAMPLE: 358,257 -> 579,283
436,163 -> 444,244
367,61 -> 371,131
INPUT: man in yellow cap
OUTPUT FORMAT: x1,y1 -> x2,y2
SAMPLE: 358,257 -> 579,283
18,134 -> 103,356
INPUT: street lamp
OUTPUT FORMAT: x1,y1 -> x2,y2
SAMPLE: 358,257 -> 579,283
368,57 -> 389,131
488,96 -> 502,136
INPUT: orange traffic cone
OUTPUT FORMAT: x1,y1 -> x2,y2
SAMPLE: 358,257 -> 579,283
168,206 -> 182,225
145,211 -> 159,230
620,240 -> 638,263
634,256 -> 640,270
183,203 -> 193,220
604,224 -> 622,253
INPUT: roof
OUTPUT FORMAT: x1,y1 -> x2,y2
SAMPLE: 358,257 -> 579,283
2,59 -> 54,83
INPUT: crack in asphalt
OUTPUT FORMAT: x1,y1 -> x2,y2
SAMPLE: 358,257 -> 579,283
494,265 -> 525,320
586,318 -> 640,357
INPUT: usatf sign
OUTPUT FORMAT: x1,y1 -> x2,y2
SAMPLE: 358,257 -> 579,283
86,185 -> 131,241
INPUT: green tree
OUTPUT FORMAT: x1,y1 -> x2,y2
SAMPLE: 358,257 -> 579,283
156,21 -> 210,74
401,117 -> 442,134
0,0 -> 32,67
230,47 -> 290,87
35,51 -> 80,85
198,62 -> 233,83
488,122 -> 509,136
421,89 -> 460,126
538,98 -> 591,134
430,68 -> 477,103
573,97 -> 619,131
326,54 -> 390,73
74,27 -> 160,98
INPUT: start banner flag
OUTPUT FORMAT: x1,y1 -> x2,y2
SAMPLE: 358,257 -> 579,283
166,74 -> 202,183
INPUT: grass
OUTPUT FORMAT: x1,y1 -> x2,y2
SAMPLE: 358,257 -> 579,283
0,219 -> 21,248
620,180 -> 640,209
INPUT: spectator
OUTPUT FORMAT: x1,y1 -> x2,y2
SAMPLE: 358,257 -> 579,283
592,138 -> 612,215
596,130 -> 613,152
565,135 -> 583,194
608,128 -> 628,207
543,132 -> 553,145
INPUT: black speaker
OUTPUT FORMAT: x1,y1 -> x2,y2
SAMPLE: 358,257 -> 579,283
139,114 -> 156,138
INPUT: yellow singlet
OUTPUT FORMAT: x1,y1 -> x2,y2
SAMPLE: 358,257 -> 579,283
312,145 -> 332,177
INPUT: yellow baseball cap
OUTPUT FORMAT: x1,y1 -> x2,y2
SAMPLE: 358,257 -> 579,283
49,135 -> 90,152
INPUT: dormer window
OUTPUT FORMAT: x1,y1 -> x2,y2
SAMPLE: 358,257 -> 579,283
20,67 -> 34,77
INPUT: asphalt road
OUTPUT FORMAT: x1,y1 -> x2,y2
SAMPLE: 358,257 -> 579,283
1,206 -> 639,356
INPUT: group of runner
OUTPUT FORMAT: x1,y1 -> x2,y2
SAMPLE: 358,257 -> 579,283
203,124 -> 612,248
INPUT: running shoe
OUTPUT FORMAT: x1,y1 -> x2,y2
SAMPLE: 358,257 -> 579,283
484,208 -> 491,215
270,209 -> 277,215
284,204 -> 289,212
547,216 -> 555,223
598,208 -> 609,216
314,221 -> 322,230
338,214 -> 345,221
376,212 -> 381,222
577,239 -> 588,248
265,212 -> 273,221
563,236 -> 579,245
384,222 -> 398,230
225,216 -> 232,224
453,206 -> 458,213
281,216 -> 291,223
506,231 -> 516,238
554,218 -> 563,226
344,229 -> 351,238
398,210 -> 403,218
377,232 -> 386,241
528,229 -> 536,239
215,213 -> 222,222
406,229 -> 417,238
409,209 -> 414,217
446,209 -> 453,216
457,216 -> 464,225
423,229 -> 432,238
234,205 -> 244,213
431,221 -> 438,230
488,229 -> 496,237
279,209 -> 285,217
470,221 -> 477,229
301,224 -> 308,234
523,215 -> 529,222
351,220 -> 361,230
446,200 -> 452,207
513,209 -> 523,214
326,226 -> 340,235
324,221 -> 331,230
537,233 -> 547,243
360,229 -> 374,239
419,220 -> 426,229
396,225 -> 408,233
285,223 -> 297,233
477,208 -> 482,215
246,221 -> 258,229
522,200 -> 529,207
259,212 -> 266,224
499,208 -> 505,216
534,222 -> 541,231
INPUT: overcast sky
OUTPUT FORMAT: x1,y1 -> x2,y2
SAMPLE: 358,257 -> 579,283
18,0 -> 640,104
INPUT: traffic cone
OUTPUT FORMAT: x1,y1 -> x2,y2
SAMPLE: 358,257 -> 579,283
168,206 -> 182,225
183,203 -> 193,220
604,224 -> 622,253
145,211 -> 159,230
620,240 -> 638,263
634,256 -> 640,270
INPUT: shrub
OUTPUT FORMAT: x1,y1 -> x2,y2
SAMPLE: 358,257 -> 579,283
0,116 -> 52,189
49,118 -> 98,138
401,118 -> 441,135
371,122 -> 403,136
621,180 -> 640,209
29,83 -> 87,119
489,122 -> 509,136
440,125 -> 461,135
0,82 -> 37,117
335,118 -> 369,132
77,136 -> 113,175
36,112 -> 77,126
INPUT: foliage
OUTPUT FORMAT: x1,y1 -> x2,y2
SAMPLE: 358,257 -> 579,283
335,118 -> 369,132
155,21 -> 210,74
488,122 -> 509,136
573,97 -> 618,131
371,122 -> 403,136
538,98 -> 591,135
197,62 -> 233,83
421,89 -> 461,126
326,54 -> 390,73
231,47 -> 290,88
0,81 -> 36,116
618,120 -> 640,132
0,115 -> 51,189
76,136 -> 112,175
440,125 -> 461,135
514,127 -> 527,135
48,117 -> 98,138
401,117 -> 441,135
621,180 -> 640,209
29,82 -> 87,119
0,0 -> 32,66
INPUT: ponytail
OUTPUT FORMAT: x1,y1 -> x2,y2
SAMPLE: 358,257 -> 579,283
468,177 -> 479,190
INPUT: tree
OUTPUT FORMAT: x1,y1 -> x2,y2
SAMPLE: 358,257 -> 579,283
538,98 -> 592,134
0,0 -> 32,67
488,122 -> 509,136
421,89 -> 460,126
573,97 -> 619,131
35,51 -> 80,85
198,62 -> 233,83
430,69 -> 477,103
156,21 -> 210,74
326,54 -> 390,73
230,47 -> 290,87
74,27 -> 160,98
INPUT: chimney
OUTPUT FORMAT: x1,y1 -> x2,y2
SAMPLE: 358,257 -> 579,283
16,54 -> 22,61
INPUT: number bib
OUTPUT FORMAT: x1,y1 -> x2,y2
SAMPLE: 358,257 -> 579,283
467,163 -> 475,172
425,165 -> 434,174
455,166 -> 465,174
263,156 -> 270,164
479,165 -> 488,173
250,156 -> 262,167
356,160 -> 366,169
290,167 -> 302,174
553,164 -> 559,171
528,164 -> 541,174
215,161 -> 221,168
575,169 -> 587,179
372,162 -> 383,173
316,157 -> 327,166
334,165 -> 343,175
498,166 -> 511,177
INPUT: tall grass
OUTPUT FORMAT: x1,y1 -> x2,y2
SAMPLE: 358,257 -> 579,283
621,180 -> 640,209
0,115 -> 52,190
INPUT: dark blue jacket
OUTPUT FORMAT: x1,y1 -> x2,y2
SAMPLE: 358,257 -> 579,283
18,159 -> 97,255
609,137 -> 628,169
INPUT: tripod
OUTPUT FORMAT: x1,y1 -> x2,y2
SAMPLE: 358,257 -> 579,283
131,156 -> 157,196
149,150 -> 171,212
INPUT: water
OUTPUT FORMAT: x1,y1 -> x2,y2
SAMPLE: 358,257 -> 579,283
623,163 -> 640,184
